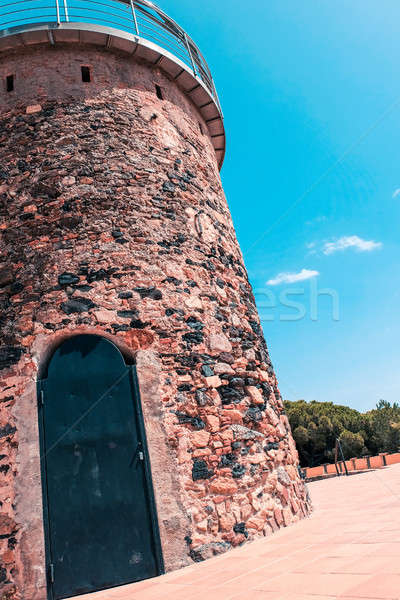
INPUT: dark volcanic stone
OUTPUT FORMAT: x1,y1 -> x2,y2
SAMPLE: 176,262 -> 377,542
0,565 -> 7,583
58,272 -> 79,286
117,310 -> 139,319
264,442 -> 279,452
201,364 -> 214,377
0,347 -> 24,371
219,453 -> 236,467
176,412 -> 205,430
134,287 -> 163,300
60,297 -> 96,314
217,385 -> 244,405
87,268 -> 114,283
186,316 -> 204,331
191,417 -> 206,430
219,352 -> 235,364
233,522 -> 247,534
192,459 -> 213,481
162,181 -> 175,193
182,331 -> 204,345
177,384 -> 193,392
245,405 -> 263,423
175,354 -> 199,367
10,282 -> 24,295
0,268 -> 13,287
0,424 -> 16,439
232,463 -> 246,478
111,324 -> 130,332
130,319 -> 149,329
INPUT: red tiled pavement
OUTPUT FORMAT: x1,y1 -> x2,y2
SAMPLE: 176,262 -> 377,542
68,463 -> 400,600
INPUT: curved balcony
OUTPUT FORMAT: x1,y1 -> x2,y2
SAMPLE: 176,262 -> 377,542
0,0 -> 225,167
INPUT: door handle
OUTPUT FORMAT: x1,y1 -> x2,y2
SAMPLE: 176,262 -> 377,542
130,442 -> 144,467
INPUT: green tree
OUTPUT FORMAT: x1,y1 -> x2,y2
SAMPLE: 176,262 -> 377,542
366,400 -> 400,454
283,399 -> 400,467
339,430 -> 364,459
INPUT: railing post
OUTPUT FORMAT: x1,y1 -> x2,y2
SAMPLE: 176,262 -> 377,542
130,0 -> 139,36
63,0 -> 69,22
212,81 -> 223,115
337,438 -> 349,476
184,32 -> 197,76
55,0 -> 60,25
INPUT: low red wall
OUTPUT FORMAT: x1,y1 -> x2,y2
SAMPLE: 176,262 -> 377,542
305,452 -> 400,479
369,455 -> 383,468
326,463 -> 337,474
385,452 -> 400,465
306,466 -> 324,478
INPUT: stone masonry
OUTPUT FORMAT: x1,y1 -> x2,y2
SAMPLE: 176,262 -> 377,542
0,44 -> 311,599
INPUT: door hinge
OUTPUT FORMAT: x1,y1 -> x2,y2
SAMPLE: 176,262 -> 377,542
49,563 -> 55,584
38,389 -> 44,408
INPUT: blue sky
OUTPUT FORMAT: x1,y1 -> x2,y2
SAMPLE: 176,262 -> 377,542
160,0 -> 400,412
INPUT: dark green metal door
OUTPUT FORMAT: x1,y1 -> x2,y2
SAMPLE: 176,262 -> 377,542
38,335 -> 163,599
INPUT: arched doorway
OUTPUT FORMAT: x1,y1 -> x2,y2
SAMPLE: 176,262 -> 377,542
38,335 -> 163,599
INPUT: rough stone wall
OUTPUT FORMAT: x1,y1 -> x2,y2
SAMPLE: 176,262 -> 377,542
0,45 -> 311,599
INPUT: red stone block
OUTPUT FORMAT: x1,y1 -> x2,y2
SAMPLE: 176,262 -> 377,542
274,507 -> 284,526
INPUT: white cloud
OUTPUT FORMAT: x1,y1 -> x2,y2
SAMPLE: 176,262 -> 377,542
267,269 -> 320,286
323,235 -> 382,255
393,189 -> 400,199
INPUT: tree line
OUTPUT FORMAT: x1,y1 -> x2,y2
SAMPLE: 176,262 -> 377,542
284,399 -> 400,468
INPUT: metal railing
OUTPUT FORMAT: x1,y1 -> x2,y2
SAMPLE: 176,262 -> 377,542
334,438 -> 349,476
0,0 -> 221,111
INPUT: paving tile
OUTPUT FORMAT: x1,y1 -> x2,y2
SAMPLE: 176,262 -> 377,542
219,590 -> 289,600
320,543 -> 385,558
341,573 -> 400,599
254,572 -> 367,595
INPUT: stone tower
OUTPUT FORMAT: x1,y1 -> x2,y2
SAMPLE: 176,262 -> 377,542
0,1 -> 311,599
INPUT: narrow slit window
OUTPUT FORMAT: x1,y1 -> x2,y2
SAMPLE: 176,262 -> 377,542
199,121 -> 204,135
81,66 -> 91,83
155,84 -> 163,100
6,75 -> 14,93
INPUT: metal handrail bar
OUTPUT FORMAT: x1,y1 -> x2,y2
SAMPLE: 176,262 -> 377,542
129,0 -> 138,34
0,0 -> 40,8
67,0 -> 130,14
135,18 -> 183,44
0,6 -> 55,16
67,2 -> 131,17
66,11 -> 133,26
136,26 -> 187,57
136,14 -> 185,47
66,17 -> 135,32
0,15 -> 57,25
